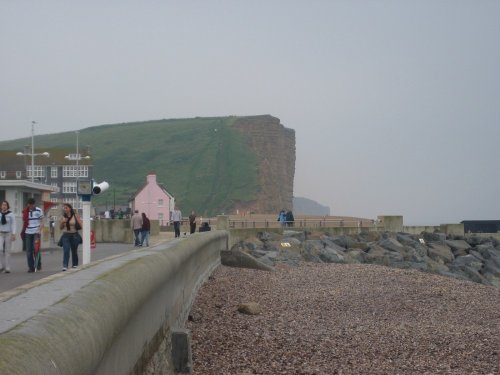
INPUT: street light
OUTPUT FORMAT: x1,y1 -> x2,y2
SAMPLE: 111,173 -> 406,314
15,121 -> 50,183
64,131 -> 90,210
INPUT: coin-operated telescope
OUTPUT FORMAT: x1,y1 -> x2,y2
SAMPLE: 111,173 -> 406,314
92,181 -> 109,195
77,180 -> 110,198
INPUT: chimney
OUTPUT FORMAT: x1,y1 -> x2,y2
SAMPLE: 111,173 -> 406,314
147,172 -> 157,184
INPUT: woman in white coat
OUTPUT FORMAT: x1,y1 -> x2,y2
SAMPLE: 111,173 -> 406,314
0,200 -> 16,273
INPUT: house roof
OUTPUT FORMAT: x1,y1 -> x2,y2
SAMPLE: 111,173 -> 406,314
129,177 -> 174,202
0,180 -> 58,192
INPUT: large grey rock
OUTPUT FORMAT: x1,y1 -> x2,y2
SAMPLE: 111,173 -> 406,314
428,243 -> 455,264
237,302 -> 262,315
399,246 -> 426,263
357,231 -> 381,242
391,261 -> 428,271
345,248 -> 366,263
425,257 -> 450,274
281,237 -> 302,246
365,245 -> 404,266
483,261 -> 500,278
378,238 -> 405,253
304,240 -> 324,251
257,231 -> 280,242
469,250 -> 485,263
243,241 -> 258,251
283,230 -> 306,242
300,247 -> 323,263
258,250 -> 280,260
452,254 -> 483,272
318,247 -> 347,263
465,235 -> 492,246
321,238 -> 349,253
248,249 -> 268,258
262,241 -> 279,252
221,249 -> 274,271
483,273 -> 500,287
449,255 -> 490,285
474,242 -> 496,253
237,230 -> 500,287
477,246 -> 500,268
413,244 -> 429,258
423,232 -> 446,243
329,235 -> 355,249
445,240 -> 471,256
302,240 -> 340,264
475,247 -> 500,286
396,233 -> 420,247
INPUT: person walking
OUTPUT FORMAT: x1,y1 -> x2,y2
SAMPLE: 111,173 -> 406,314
59,203 -> 83,271
278,209 -> 286,227
188,210 -> 197,234
172,206 -> 182,238
140,212 -> 150,247
131,210 -> 143,246
25,198 -> 44,273
0,200 -> 16,273
285,210 -> 295,227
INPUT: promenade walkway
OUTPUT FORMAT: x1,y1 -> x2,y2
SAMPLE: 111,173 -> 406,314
0,232 -> 175,297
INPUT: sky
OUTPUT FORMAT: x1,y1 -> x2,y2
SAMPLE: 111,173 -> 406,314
1,1 -> 499,225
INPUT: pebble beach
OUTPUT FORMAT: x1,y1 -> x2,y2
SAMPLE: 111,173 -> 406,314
187,263 -> 500,375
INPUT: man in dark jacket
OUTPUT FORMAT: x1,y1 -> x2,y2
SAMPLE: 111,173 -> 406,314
286,210 -> 294,227
188,211 -> 197,234
140,213 -> 150,247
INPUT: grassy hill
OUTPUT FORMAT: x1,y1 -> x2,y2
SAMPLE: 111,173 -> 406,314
0,117 -> 259,216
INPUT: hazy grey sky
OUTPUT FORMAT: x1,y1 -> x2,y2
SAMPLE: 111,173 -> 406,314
1,1 -> 499,225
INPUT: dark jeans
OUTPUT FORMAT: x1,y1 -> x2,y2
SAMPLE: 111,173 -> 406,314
61,233 -> 80,268
25,233 -> 41,271
190,223 -> 196,234
174,221 -> 181,238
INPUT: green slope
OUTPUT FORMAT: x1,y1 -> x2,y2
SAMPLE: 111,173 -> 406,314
0,117 -> 259,216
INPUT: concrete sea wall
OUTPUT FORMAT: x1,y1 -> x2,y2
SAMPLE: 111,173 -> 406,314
0,231 -> 227,375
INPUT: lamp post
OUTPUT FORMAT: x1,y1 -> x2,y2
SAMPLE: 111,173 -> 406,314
65,131 -> 95,265
64,131 -> 90,212
16,121 -> 50,182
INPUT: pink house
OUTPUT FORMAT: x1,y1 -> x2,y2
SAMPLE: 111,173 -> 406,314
130,173 -> 175,226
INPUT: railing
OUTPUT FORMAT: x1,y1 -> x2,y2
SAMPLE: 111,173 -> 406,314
228,218 -> 379,230
165,215 -> 386,232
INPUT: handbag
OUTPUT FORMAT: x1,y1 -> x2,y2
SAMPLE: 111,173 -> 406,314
57,232 -> 82,246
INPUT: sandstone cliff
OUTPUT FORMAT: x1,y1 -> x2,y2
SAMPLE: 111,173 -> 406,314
232,115 -> 295,214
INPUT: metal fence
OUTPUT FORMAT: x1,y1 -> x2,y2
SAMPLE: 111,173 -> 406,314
228,218 -> 379,230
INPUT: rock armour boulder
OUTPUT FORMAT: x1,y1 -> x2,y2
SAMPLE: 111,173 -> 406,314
230,231 -> 500,287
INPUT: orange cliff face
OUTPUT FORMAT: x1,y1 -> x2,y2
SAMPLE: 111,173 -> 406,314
232,115 -> 295,215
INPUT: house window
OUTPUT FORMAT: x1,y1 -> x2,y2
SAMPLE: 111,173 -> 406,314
158,213 -> 164,225
158,199 -> 164,207
63,165 -> 88,178
51,167 -> 58,178
27,165 -> 45,179
16,171 -> 22,179
78,166 -> 89,177
51,183 -> 60,193
63,197 -> 77,208
0,171 -> 5,179
63,182 -> 77,193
